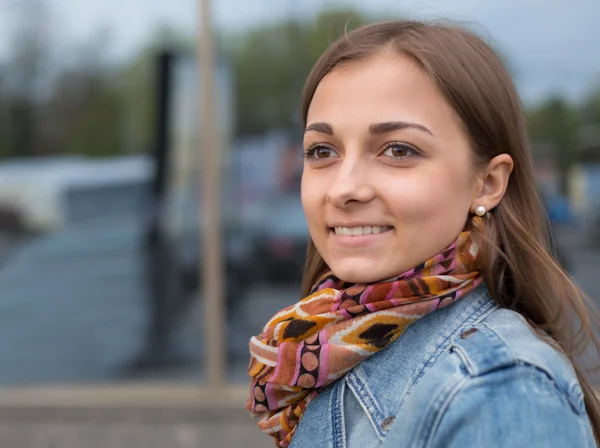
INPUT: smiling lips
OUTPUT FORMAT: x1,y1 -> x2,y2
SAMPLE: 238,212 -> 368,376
332,225 -> 394,236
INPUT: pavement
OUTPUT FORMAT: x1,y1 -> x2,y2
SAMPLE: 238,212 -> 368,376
0,212 -> 298,386
0,387 -> 274,448
0,414 -> 268,448
0,209 -> 289,447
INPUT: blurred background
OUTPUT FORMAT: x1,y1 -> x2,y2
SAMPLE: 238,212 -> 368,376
0,0 -> 597,446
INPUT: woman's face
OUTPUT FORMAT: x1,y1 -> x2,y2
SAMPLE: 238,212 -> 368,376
301,52 -> 482,284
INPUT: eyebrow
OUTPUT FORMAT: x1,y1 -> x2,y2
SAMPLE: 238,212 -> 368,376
370,121 -> 433,136
304,121 -> 433,136
305,122 -> 334,135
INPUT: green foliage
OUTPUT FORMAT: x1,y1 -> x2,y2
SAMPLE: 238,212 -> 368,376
527,97 -> 580,195
526,88 -> 600,194
581,85 -> 600,125
116,24 -> 195,154
60,79 -> 124,157
1,4 -> 597,167
527,96 -> 580,152
117,54 -> 155,154
225,9 -> 372,136
0,20 -> 194,160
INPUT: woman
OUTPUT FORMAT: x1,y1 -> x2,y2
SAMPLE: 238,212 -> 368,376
247,20 -> 600,447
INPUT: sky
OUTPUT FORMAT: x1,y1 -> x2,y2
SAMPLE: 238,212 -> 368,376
4,0 -> 600,105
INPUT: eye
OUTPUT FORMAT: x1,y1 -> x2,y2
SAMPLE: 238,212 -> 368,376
304,144 -> 339,162
382,143 -> 419,160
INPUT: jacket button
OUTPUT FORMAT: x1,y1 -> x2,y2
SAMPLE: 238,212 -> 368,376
460,328 -> 478,339
381,416 -> 395,431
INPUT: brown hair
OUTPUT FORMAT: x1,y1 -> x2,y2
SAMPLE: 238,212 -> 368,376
299,19 -> 600,440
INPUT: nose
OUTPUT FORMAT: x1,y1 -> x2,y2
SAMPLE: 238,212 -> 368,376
325,156 -> 375,208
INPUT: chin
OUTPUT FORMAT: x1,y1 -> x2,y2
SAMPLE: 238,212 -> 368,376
329,260 -> 394,284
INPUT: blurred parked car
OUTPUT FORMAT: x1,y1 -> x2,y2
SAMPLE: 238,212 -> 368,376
0,204 -> 25,235
242,195 -> 309,285
166,190 -> 255,310
149,191 -> 308,322
541,193 -> 573,270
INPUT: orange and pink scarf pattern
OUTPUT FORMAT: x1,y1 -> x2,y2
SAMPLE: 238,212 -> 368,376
247,222 -> 483,447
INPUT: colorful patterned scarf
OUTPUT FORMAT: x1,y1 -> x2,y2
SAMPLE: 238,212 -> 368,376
247,220 -> 484,447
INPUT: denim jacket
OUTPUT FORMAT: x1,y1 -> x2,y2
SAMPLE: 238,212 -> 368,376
290,285 -> 596,448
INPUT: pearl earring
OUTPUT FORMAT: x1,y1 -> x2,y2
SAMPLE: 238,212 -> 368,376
474,205 -> 486,217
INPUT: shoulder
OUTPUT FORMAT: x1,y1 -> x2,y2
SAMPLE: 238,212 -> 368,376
454,306 -> 583,406
447,307 -> 591,424
386,307 -> 595,447
292,294 -> 596,448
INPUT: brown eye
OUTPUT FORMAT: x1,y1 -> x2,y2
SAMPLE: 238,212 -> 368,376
304,145 -> 340,162
391,147 -> 409,157
316,147 -> 333,159
382,144 -> 417,160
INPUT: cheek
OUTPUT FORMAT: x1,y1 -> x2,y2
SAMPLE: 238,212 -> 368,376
386,165 -> 474,223
301,172 -> 325,230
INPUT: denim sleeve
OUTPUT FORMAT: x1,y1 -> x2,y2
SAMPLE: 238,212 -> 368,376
427,364 -> 596,448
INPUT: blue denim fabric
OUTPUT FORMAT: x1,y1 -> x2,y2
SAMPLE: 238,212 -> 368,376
290,285 -> 596,448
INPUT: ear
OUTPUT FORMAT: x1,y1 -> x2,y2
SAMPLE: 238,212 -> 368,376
471,154 -> 514,213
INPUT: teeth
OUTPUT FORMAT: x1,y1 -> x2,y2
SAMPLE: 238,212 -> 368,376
334,226 -> 391,236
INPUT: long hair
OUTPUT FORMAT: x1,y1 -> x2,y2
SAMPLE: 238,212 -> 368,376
299,20 -> 600,441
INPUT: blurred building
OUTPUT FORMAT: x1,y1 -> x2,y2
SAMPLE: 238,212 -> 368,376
0,155 -> 152,233
570,124 -> 600,235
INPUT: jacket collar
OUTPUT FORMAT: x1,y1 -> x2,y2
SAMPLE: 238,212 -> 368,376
345,284 -> 497,438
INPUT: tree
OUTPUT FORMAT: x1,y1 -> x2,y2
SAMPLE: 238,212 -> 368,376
578,85 -> 600,164
0,3 -> 125,158
117,25 -> 195,154
44,70 -> 124,157
38,28 -> 126,157
3,0 -> 54,157
225,9 -> 371,137
527,96 -> 581,195
580,85 -> 600,125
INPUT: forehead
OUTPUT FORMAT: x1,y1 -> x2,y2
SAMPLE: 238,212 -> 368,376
306,52 -> 460,134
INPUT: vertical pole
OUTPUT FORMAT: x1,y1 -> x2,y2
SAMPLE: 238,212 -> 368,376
198,0 -> 225,387
152,52 -> 172,201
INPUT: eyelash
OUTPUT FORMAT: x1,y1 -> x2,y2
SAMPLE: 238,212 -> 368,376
303,142 -> 420,162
